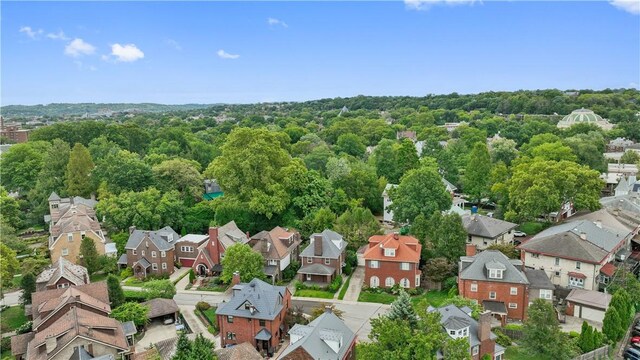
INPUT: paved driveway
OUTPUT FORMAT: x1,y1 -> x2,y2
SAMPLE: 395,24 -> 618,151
136,322 -> 178,352
342,267 -> 364,302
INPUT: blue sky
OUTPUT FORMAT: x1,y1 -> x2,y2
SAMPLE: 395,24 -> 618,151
2,1 -> 639,105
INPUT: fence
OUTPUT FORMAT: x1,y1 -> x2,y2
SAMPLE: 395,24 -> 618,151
496,327 -> 524,340
573,345 -> 609,360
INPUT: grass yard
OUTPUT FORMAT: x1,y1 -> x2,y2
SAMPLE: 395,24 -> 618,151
413,290 -> 451,307
90,273 -> 109,282
338,275 -> 352,300
201,308 -> 217,325
505,346 -> 541,360
357,291 -> 397,304
518,222 -> 549,236
123,277 -> 145,286
295,289 -> 335,299
0,306 -> 28,333
1,348 -> 13,360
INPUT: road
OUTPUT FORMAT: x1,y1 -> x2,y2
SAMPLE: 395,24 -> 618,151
0,290 -> 22,307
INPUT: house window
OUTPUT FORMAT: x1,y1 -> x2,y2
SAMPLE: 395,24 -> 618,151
141,250 -> 145,256
81,231 -> 86,239
489,269 -> 503,279
68,234 -> 73,242
555,258 -> 560,266
162,263 -> 167,270
489,291 -> 496,300
259,320 -> 266,327
399,278 -> 410,288
510,287 -> 517,295
472,346 -> 479,355
569,276 -> 584,288
62,248 -> 69,256
467,236 -> 472,243
385,277 -> 395,287
576,261 -> 581,270
370,276 -> 379,288
384,248 -> 395,257
509,303 -> 517,309
152,263 -> 158,270
470,283 -> 478,292
57,283 -> 70,289
306,274 -> 311,281
307,257 -> 312,264
495,353 -> 503,360
226,332 -> 236,340
400,263 -> 410,271
227,316 -> 234,323
161,251 -> 166,258
324,258 -> 331,265
268,259 -> 278,266
152,251 -> 157,258
540,289 -> 553,300
555,271 -> 560,276
449,330 -> 456,335
415,275 -> 420,287
369,260 -> 379,269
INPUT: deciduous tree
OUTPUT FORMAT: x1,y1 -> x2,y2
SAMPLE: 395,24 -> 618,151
334,206 -> 380,250
1,243 -> 20,291
142,279 -> 176,300
66,143 -> 95,197
152,158 -> 204,202
521,299 -> 577,359
389,166 -> 452,224
463,142 -> 492,203
111,302 -> 149,327
220,244 -> 265,283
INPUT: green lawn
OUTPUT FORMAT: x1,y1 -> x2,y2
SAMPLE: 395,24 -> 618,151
518,222 -> 549,236
505,346 -> 541,360
90,273 -> 108,282
413,290 -> 452,307
338,275 -> 352,300
357,292 -> 397,304
123,277 -> 144,286
201,308 -> 217,325
295,289 -> 335,299
0,306 -> 28,333
1,348 -> 13,360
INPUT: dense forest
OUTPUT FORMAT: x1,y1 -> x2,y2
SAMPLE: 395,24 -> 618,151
1,88 -> 639,270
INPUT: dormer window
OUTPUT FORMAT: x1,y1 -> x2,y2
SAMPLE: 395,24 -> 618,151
384,248 -> 395,257
445,326 -> 470,339
489,269 -> 503,279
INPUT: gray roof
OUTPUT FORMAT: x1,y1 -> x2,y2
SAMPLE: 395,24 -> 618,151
431,305 -> 497,349
264,265 -> 278,276
443,316 -> 470,330
117,254 -> 128,265
280,310 -> 356,360
616,177 -> 630,193
36,257 -> 88,288
216,278 -> 288,321
459,250 -> 529,285
255,328 -> 271,340
134,257 -> 151,269
483,300 -> 507,315
141,298 -> 179,319
297,263 -> 336,276
121,321 -> 137,336
70,347 -> 115,360
524,268 -> 555,290
48,192 -> 61,201
518,220 -> 630,263
461,214 -> 517,239
300,229 -> 347,259
566,288 -> 611,310
601,195 -> 640,215
442,178 -> 457,192
125,226 -> 179,251
217,221 -> 250,249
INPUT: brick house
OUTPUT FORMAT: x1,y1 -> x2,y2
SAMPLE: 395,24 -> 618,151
363,233 -> 421,289
279,307 -> 356,360
35,258 -> 89,292
120,226 -> 179,278
249,227 -> 301,283
297,230 -> 347,284
216,277 -> 291,356
173,234 -> 209,267
46,192 -> 111,265
430,305 -> 505,360
458,246 -> 529,324
461,213 -> 517,251
192,221 -> 250,276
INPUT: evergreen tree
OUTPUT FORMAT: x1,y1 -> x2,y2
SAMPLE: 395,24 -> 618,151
107,274 -> 125,308
78,236 -> 100,274
387,289 -> 418,329
578,321 -> 594,353
20,272 -> 36,305
172,331 -> 192,360
65,143 -> 95,197
521,299 -> 577,359
602,306 -> 624,342
609,289 -> 632,328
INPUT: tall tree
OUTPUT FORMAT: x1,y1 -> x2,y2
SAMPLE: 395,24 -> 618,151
335,133 -> 366,158
93,150 -> 153,194
388,165 -> 452,223
220,244 -> 266,283
111,302 -> 150,327
20,272 -> 36,305
521,299 -> 577,359
78,236 -> 100,274
443,337 -> 472,360
0,141 -> 51,193
422,212 -> 467,263
107,274 -> 125,308
334,206 -> 381,250
299,207 -> 336,239
1,243 -> 20,291
463,142 -> 492,203
152,158 -> 204,202
387,290 -> 418,329
490,138 -> 518,166
66,143 -> 95,197
395,139 -> 419,180
602,305 -> 624,342
27,139 -> 71,224
372,139 -> 399,183
0,186 -> 23,229
142,279 -> 177,300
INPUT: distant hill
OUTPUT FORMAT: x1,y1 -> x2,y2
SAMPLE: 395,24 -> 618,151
0,103 -> 218,117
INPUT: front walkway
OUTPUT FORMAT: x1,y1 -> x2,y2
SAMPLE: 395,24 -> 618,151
169,267 -> 190,283
342,266 -> 364,302
177,305 -> 219,347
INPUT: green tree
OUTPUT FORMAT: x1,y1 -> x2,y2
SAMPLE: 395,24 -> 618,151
66,143 -> 95,197
425,212 -> 467,262
1,243 -> 20,290
78,236 -> 100,274
93,150 -> 153,194
609,288 -> 632,327
335,133 -> 366,158
0,186 -> 23,229
389,166 -> 452,223
173,331 -> 192,360
142,279 -> 176,300
443,337 -> 471,360
620,150 -> 640,164
578,321 -> 597,353
334,206 -> 380,250
20,272 -> 36,305
529,142 -> 577,162
111,302 -> 150,327
0,141 -> 51,193
184,201 -> 216,234
395,139 -> 419,180
602,306 -> 624,342
387,290 -> 418,329
372,139 -> 400,183
107,274 -> 125,308
463,142 -> 492,203
485,243 -> 519,259
521,299 -> 577,359
220,244 -> 266,283
152,158 -> 204,202
298,207 -> 336,239
490,138 -> 519,166
310,303 -> 345,321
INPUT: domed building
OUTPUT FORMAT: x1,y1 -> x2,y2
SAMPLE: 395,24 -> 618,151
557,108 -> 613,130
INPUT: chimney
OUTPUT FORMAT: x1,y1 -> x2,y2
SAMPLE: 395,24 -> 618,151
393,232 -> 399,240
232,271 -> 241,286
579,232 -> 587,240
465,244 -> 477,257
45,337 -> 57,354
314,235 -> 323,256
595,220 -> 602,229
478,311 -> 492,342
129,226 -> 136,235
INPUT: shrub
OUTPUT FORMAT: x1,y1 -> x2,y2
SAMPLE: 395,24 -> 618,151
120,267 -> 133,280
189,269 -> 196,283
0,337 -> 10,352
569,331 -> 580,339
196,301 -> 211,311
492,329 -> 512,347
344,262 -> 353,276
328,277 -> 343,293
443,276 -> 457,290
175,261 -> 182,269
16,321 -> 33,335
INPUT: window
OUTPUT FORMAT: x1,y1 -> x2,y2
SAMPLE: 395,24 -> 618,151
400,263 -> 410,271
81,231 -> 86,239
385,277 -> 395,287
141,250 -> 145,256
569,276 -> 584,288
369,260 -> 379,269
227,316 -> 234,323
152,251 -> 157,258
161,251 -> 166,258
226,332 -> 236,340
324,258 -> 331,265
555,271 -> 560,276
509,303 -> 517,309
489,291 -> 496,300
400,278 -> 410,288
162,263 -> 167,270
384,248 -> 395,257
259,320 -> 266,327
307,257 -> 312,264
152,263 -> 158,270
415,275 -> 420,287
62,248 -> 69,256
57,283 -> 70,289
532,253 -> 539,258
470,283 -> 478,292
268,259 -> 278,266
495,353 -> 503,360
489,269 -> 503,279
555,257 -> 560,266
510,287 -> 518,295
449,330 -> 456,335
472,346 -> 479,355
576,261 -> 581,270
68,234 -> 73,242
540,289 -> 553,300
467,236 -> 472,243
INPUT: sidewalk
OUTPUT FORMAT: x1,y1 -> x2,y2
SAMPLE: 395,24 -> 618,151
170,267 -> 189,283
342,267 -> 364,302
178,305 -> 220,348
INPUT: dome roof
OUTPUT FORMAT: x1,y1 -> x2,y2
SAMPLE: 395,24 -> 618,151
557,108 -> 613,130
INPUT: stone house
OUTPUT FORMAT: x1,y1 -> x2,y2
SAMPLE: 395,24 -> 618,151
249,227 -> 301,283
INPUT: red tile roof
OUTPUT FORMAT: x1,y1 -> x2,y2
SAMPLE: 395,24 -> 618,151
363,233 -> 421,263
600,263 -> 616,277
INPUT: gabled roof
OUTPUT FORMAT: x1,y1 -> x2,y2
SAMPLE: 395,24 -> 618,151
280,310 -> 356,360
48,192 -> 61,201
363,233 -> 421,263
443,316 -> 470,330
459,250 -> 529,285
36,257 -> 88,288
218,221 -> 250,250
523,268 -> 555,290
216,278 -> 288,321
11,332 -> 34,357
461,214 -> 517,239
616,177 -> 630,193
251,226 -> 299,261
215,342 -> 263,360
33,286 -> 111,329
141,298 -> 179,319
125,226 -> 179,251
31,282 -> 110,319
300,230 -> 347,259
431,305 -> 497,349
566,288 -> 611,310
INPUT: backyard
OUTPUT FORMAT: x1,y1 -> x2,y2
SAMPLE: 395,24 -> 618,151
0,306 -> 28,333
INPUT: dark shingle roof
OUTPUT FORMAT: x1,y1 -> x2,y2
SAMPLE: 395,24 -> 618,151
297,263 -> 336,276
141,298 -> 179,319
459,250 -> 529,284
216,278 -> 288,321
431,305 -> 497,349
215,342 -> 263,360
125,226 -> 179,251
462,214 -> 517,239
443,316 -> 470,330
524,268 -> 555,290
300,229 -> 347,259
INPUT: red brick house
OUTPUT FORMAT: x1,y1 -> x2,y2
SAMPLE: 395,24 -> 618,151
297,230 -> 347,284
192,221 -> 250,276
120,226 -> 179,278
458,245 -> 530,324
216,277 -> 291,356
173,234 -> 209,267
363,233 -> 421,289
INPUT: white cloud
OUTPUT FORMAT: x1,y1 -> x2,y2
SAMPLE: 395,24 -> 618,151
268,17 -> 288,28
166,39 -> 182,51
610,0 -> 640,14
46,30 -> 69,41
404,0 -> 478,11
217,49 -> 240,59
64,38 -> 96,57
110,43 -> 145,62
19,26 -> 43,39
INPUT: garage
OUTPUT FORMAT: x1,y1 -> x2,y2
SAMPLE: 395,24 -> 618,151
565,288 -> 611,324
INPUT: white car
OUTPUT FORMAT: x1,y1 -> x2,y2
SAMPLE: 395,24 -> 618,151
513,231 -> 527,237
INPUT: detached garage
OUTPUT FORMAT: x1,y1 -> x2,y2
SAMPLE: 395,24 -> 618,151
565,288 -> 612,324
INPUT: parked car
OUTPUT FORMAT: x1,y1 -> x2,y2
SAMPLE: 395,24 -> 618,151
632,327 -> 640,337
163,317 -> 174,325
513,231 -> 527,237
631,336 -> 640,344
625,347 -> 640,360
